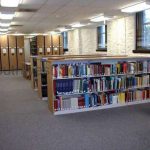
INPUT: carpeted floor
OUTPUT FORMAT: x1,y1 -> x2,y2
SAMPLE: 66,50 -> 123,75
0,71 -> 150,150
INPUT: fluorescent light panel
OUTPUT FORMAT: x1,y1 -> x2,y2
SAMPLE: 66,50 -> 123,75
90,15 -> 111,22
121,2 -> 150,13
1,0 -> 21,7
58,27 -> 71,32
0,23 -> 10,27
0,32 -> 7,35
0,28 -> 8,31
71,23 -> 85,28
50,31 -> 60,35
0,13 -> 15,20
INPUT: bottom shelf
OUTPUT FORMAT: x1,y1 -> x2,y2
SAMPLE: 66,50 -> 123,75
54,99 -> 150,115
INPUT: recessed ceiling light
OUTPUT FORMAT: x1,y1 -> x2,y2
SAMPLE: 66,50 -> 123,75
0,23 -> 10,27
58,27 -> 72,32
50,31 -> 60,35
0,13 -> 15,20
0,32 -> 7,35
71,23 -> 85,28
1,0 -> 21,7
90,15 -> 111,22
0,28 -> 8,31
121,2 -> 150,13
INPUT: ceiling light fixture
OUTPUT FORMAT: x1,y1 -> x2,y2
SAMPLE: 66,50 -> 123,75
58,27 -> 72,32
0,28 -> 8,31
50,31 -> 60,35
71,23 -> 85,28
121,1 -> 150,13
90,15 -> 111,22
0,23 -> 10,27
1,0 -> 21,7
0,32 -> 7,35
0,13 -> 15,20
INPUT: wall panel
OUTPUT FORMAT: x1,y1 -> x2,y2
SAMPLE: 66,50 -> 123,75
45,35 -> 52,55
17,36 -> 25,69
52,35 -> 60,55
8,35 -> 17,70
37,35 -> 45,55
0,35 -> 9,70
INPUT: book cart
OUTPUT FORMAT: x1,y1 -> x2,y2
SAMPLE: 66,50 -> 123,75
47,56 -> 150,115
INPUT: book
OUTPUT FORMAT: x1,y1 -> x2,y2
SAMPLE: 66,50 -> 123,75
84,94 -> 89,108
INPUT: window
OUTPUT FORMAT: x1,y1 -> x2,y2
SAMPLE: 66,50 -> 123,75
62,32 -> 68,51
135,9 -> 150,53
97,25 -> 107,51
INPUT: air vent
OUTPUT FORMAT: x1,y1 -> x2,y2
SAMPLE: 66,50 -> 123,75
17,8 -> 38,13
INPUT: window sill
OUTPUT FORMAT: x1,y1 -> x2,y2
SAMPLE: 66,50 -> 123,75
96,48 -> 107,52
133,50 -> 150,53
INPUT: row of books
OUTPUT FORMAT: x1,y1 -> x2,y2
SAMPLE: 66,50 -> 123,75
41,61 -> 47,73
41,74 -> 47,85
54,75 -> 150,95
54,89 -> 150,111
42,86 -> 47,97
52,61 -> 150,78
33,58 -> 37,67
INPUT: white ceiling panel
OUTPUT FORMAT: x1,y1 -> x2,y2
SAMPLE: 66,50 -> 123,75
4,0 -> 142,33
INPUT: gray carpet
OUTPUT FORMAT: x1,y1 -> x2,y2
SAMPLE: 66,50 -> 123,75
0,71 -> 150,150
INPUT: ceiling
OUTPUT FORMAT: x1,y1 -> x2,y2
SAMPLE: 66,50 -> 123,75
0,0 -> 139,34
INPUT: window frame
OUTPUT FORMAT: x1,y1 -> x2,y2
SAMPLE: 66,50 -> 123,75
62,31 -> 68,52
96,25 -> 107,52
133,10 -> 150,53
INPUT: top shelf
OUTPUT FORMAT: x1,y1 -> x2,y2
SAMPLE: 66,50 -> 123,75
48,55 -> 150,63
53,72 -> 150,80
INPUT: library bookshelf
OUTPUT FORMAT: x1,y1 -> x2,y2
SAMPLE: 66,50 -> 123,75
37,55 -> 64,100
37,54 -> 107,100
47,56 -> 150,115
30,56 -> 38,90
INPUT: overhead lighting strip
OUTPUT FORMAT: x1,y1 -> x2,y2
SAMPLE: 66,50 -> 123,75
121,1 -> 150,13
1,0 -> 21,7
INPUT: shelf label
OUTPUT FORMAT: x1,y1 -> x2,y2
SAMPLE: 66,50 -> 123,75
19,48 -> 23,54
47,48 -> 51,52
3,49 -> 7,54
11,49 -> 15,54
54,47 -> 58,51
39,48 -> 43,53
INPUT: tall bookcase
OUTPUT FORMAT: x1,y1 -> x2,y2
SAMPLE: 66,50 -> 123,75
30,56 -> 38,90
37,55 -> 66,100
30,37 -> 37,56
17,36 -> 25,70
30,35 -> 45,56
0,35 -> 24,71
47,56 -> 150,115
8,35 -> 17,70
37,56 -> 49,100
45,35 -> 52,55
30,34 -> 64,56
0,35 -> 9,70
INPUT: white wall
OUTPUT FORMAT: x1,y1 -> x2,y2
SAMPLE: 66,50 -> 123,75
67,27 -> 107,55
67,14 -> 145,56
107,15 -> 136,55
67,29 -> 80,55
80,28 -> 97,54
